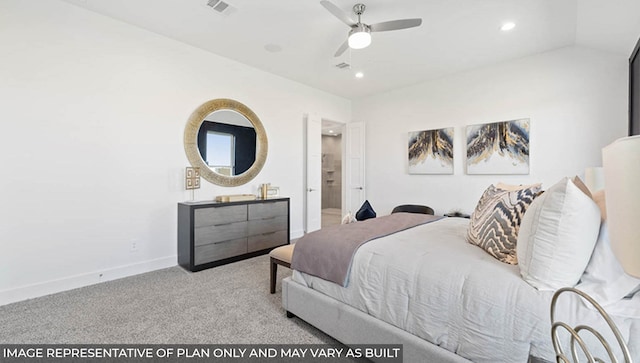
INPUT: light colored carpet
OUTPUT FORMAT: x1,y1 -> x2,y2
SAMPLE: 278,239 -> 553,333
0,255 -> 343,346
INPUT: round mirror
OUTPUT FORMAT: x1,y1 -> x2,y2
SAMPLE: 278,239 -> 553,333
184,99 -> 268,187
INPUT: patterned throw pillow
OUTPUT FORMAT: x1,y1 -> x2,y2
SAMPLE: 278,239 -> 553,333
466,183 -> 542,264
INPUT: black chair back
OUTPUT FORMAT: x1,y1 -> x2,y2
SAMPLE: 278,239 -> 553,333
391,204 -> 434,215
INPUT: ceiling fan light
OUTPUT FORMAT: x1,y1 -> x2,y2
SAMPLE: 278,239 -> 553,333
348,25 -> 371,49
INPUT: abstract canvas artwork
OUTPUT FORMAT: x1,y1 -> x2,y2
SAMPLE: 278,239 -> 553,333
408,127 -> 454,174
466,119 -> 530,174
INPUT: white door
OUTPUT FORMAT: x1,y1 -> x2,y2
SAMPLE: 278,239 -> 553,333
346,121 -> 366,214
305,114 -> 322,233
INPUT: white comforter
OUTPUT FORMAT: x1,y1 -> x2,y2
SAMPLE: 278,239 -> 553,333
292,218 -> 639,362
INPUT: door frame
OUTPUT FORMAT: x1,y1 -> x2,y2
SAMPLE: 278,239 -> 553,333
304,113 -> 322,233
304,114 -> 364,232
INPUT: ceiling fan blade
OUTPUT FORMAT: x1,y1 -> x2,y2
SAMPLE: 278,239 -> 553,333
334,40 -> 349,57
320,0 -> 356,27
370,18 -> 422,32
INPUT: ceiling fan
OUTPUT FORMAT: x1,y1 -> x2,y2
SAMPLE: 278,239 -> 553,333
320,1 -> 423,57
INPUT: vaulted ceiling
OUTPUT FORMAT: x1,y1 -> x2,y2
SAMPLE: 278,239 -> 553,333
61,0 -> 640,100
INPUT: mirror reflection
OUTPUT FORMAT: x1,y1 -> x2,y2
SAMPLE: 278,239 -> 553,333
197,110 -> 257,176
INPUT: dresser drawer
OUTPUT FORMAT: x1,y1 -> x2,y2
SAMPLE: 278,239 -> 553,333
195,221 -> 248,246
248,230 -> 288,253
248,215 -> 287,236
194,205 -> 247,227
248,201 -> 288,220
194,237 -> 247,265
178,198 -> 289,272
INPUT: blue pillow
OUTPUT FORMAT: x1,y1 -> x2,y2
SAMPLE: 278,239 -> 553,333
355,200 -> 376,221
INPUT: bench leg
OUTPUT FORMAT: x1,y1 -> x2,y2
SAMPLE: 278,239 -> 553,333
270,257 -> 277,294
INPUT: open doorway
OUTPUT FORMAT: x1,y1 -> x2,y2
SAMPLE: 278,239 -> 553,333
321,119 -> 344,228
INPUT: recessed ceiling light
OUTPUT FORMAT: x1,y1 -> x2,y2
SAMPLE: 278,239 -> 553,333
500,22 -> 516,31
329,130 -> 334,133
355,72 -> 364,78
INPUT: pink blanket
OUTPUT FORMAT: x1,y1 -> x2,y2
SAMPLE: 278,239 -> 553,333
291,213 -> 444,286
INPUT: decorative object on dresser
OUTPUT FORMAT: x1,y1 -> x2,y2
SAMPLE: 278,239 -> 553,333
408,127 -> 454,174
178,197 -> 289,272
185,167 -> 201,189
215,194 -> 256,203
185,167 -> 200,201
466,118 -> 530,174
258,183 -> 280,199
266,185 -> 279,198
260,183 -> 270,199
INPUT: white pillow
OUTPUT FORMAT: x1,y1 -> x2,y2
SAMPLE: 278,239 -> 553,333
576,222 -> 640,306
517,177 -> 601,290
341,212 -> 356,224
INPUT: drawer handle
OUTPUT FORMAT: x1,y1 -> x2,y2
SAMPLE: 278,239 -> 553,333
213,240 -> 236,245
213,222 -> 234,227
262,231 -> 277,236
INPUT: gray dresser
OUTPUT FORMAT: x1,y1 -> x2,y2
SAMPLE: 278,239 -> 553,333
178,198 -> 290,272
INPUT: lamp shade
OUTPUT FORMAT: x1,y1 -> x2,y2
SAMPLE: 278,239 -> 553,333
348,25 -> 371,49
602,135 -> 640,278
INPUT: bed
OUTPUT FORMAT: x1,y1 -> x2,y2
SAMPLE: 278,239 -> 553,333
282,215 -> 640,362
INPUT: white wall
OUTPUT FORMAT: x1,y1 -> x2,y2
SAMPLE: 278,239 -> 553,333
353,46 -> 628,216
0,0 -> 350,305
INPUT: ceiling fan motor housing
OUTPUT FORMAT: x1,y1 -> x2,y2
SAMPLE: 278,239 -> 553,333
353,3 -> 366,16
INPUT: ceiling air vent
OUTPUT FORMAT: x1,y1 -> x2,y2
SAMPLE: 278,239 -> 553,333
207,0 -> 234,15
335,62 -> 351,69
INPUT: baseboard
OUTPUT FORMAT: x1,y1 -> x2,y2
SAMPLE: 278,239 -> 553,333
290,228 -> 305,240
0,256 -> 177,306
